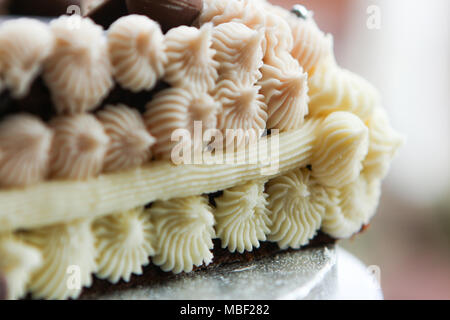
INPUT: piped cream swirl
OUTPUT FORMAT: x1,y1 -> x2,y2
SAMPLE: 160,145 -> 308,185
23,219 -> 97,300
108,15 -> 167,92
0,114 -> 53,188
266,168 -> 336,249
94,207 -> 155,284
0,18 -> 54,98
50,114 -> 109,180
212,22 -> 264,84
44,16 -> 113,114
363,107 -> 404,180
149,196 -> 215,274
145,87 -> 219,160
164,24 -> 219,93
215,80 -> 267,149
97,105 -> 156,173
311,111 -> 369,188
308,56 -> 380,120
0,234 -> 42,300
214,180 -> 271,253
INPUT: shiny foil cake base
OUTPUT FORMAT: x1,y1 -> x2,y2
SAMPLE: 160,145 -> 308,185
82,245 -> 383,300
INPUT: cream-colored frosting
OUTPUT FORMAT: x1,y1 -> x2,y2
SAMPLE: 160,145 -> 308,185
287,15 -> 333,74
0,234 -> 42,300
214,180 -> 271,253
94,207 -> 154,284
311,111 -> 369,188
108,15 -> 167,92
50,114 -> 109,180
44,16 -> 113,114
321,175 -> 381,238
308,55 -> 380,120
266,168 -> 336,249
212,22 -> 264,84
148,196 -> 215,273
23,219 -> 97,300
0,119 -> 321,233
164,24 -> 218,93
0,114 -> 53,188
201,1 -> 292,67
259,56 -> 309,131
363,107 -> 404,180
262,12 -> 294,64
145,87 -> 219,160
0,19 -> 54,98
149,196 -> 215,274
97,105 -> 156,172
200,0 -> 265,30
215,79 -> 267,149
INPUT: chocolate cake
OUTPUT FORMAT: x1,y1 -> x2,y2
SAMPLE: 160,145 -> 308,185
0,0 -> 403,299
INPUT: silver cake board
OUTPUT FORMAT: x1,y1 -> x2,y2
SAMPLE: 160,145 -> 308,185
88,245 -> 383,300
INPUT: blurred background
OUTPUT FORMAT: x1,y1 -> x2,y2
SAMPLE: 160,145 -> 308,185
272,0 -> 450,300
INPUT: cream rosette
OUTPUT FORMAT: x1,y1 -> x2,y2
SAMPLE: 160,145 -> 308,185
311,111 -> 369,188
50,114 -> 109,180
266,168 -> 338,249
93,207 -> 155,284
215,79 -> 267,149
108,15 -> 167,92
148,196 -> 215,274
44,16 -> 113,114
308,56 -> 380,120
0,234 -> 42,300
363,107 -> 404,180
97,105 -> 156,173
321,175 -> 381,238
258,54 -> 309,131
201,1 -> 292,65
212,22 -> 264,84
286,14 -> 333,74
200,0 -> 266,30
23,219 -> 97,300
0,18 -> 54,98
164,24 -> 219,93
214,180 -> 271,253
145,87 -> 219,160
0,114 -> 53,188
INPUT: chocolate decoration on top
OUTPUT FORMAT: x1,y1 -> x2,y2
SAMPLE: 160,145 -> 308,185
8,0 -> 82,16
86,0 -> 128,29
126,0 -> 203,33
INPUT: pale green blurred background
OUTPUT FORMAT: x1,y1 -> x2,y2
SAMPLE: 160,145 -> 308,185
272,0 -> 450,300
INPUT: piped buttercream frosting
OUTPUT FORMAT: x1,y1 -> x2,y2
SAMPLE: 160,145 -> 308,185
212,22 -> 264,84
0,19 -> 54,98
108,15 -> 167,92
97,105 -> 156,172
145,87 -> 219,159
0,234 -> 42,300
94,207 -> 155,283
23,219 -> 97,300
43,15 -> 113,114
311,111 -> 369,188
50,114 -> 109,180
164,24 -> 219,93
214,180 -> 271,253
149,196 -> 215,274
266,168 -> 336,249
0,114 -> 53,188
